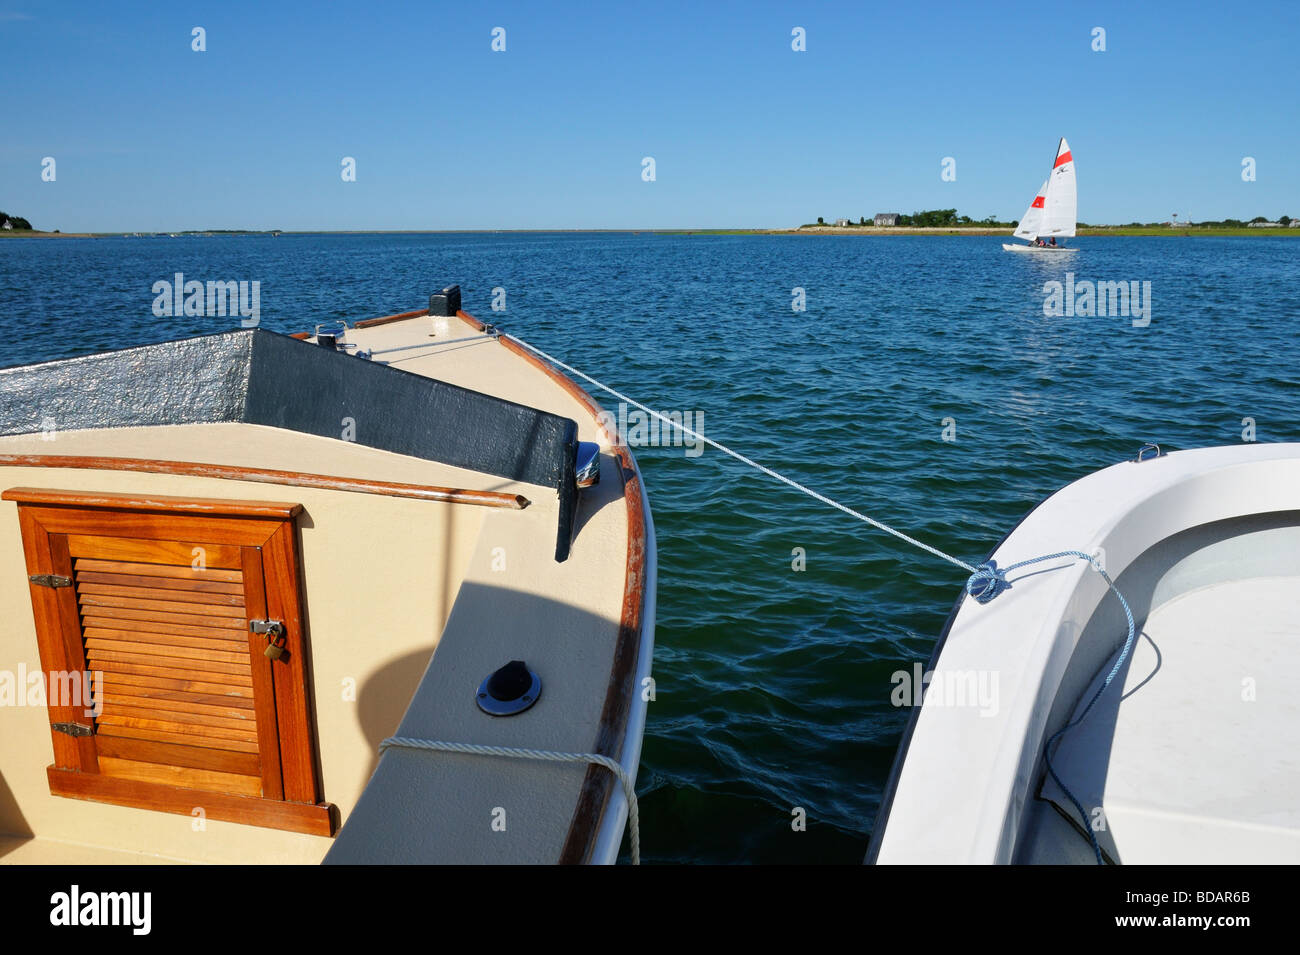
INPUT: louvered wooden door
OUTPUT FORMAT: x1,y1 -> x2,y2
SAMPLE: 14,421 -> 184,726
6,487 -> 333,836
70,541 -> 275,795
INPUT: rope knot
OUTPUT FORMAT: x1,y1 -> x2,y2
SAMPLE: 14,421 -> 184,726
966,560 -> 1009,604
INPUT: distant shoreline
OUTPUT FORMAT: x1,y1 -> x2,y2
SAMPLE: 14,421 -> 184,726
770,225 -> 1299,237
679,226 -> 1299,237
3,226 -> 1296,239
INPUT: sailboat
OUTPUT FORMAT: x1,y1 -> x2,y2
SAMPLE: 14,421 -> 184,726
1003,138 -> 1077,253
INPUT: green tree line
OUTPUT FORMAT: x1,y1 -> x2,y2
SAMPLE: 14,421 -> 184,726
808,209 -> 1017,228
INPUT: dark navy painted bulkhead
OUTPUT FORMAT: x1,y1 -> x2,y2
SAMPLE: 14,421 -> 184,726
0,329 -> 580,560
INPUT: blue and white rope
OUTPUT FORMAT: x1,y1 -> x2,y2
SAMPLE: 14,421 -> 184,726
967,550 -> 1136,864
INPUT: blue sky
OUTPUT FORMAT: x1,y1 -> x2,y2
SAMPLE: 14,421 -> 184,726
2,0 -> 1296,231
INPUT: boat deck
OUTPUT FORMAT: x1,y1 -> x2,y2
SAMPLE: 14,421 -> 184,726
331,314 -> 613,446
1041,575 -> 1300,863
0,310 -> 652,864
0,836 -> 195,864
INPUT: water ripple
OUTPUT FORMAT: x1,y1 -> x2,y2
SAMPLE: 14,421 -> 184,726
3,232 -> 1297,863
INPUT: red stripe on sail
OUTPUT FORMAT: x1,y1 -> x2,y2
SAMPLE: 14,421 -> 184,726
1031,196 -> 1045,208
1054,150 -> 1073,168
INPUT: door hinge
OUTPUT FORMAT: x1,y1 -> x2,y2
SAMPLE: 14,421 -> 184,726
30,574 -> 72,589
52,721 -> 94,737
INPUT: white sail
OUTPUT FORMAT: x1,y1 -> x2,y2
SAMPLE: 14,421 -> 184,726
1040,137 -> 1076,237
1013,180 -> 1049,239
1010,138 -> 1077,242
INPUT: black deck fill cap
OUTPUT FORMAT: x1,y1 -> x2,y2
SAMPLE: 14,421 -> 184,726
488,661 -> 531,701
477,660 -> 542,716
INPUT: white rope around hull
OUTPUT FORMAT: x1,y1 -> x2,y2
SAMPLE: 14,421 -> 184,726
379,736 -> 641,865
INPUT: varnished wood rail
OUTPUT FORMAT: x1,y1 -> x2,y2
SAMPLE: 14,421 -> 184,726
0,455 -> 530,509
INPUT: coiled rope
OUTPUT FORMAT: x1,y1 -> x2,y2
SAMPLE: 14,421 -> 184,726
379,737 -> 641,865
501,330 -> 1137,866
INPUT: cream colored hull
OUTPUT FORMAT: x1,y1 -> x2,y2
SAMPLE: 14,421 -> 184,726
0,308 -> 655,865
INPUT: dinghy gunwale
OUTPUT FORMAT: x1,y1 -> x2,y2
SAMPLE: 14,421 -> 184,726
865,486 -> 1060,863
871,443 -> 1300,864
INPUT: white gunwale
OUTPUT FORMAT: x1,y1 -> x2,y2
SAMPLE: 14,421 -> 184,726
872,443 -> 1300,864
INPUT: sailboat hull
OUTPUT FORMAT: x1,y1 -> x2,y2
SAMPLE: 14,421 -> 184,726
1002,243 -> 1077,253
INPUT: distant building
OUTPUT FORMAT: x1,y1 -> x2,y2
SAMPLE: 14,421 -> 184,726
1291,220 -> 1300,228
874,213 -> 900,226
1248,221 -> 1282,228
1,221 -> 12,231
834,218 -> 851,227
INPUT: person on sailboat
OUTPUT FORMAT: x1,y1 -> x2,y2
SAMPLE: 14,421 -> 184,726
1049,237 -> 1057,247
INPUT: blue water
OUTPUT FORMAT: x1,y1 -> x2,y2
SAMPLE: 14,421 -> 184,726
3,233 -> 1298,862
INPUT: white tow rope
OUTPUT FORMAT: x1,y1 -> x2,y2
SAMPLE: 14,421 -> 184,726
386,327 -> 1126,866
502,332 -> 978,574
500,329 -> 1134,866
